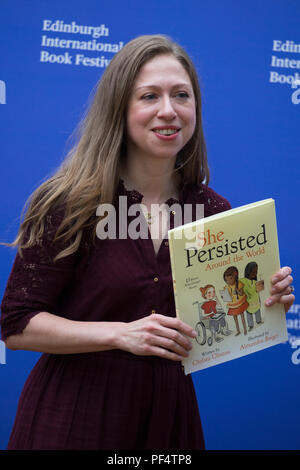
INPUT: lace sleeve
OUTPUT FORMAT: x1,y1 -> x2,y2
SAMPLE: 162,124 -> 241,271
0,208 -> 78,341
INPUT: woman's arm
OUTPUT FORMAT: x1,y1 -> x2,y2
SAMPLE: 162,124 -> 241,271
4,311 -> 120,354
5,311 -> 196,361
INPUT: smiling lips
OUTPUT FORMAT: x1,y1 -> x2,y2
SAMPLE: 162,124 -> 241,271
152,126 -> 181,140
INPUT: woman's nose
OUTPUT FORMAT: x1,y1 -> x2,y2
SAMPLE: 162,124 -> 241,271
156,96 -> 177,119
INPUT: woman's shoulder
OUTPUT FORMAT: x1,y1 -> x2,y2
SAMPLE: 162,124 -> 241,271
19,201 -> 91,265
18,203 -> 70,264
186,183 -> 231,217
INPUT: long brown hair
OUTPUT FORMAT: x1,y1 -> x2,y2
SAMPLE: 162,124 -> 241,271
7,34 -> 209,260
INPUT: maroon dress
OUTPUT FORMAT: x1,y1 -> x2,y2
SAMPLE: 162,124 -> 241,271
0,181 -> 231,450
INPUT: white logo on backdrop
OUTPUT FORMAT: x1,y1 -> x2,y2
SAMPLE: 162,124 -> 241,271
0,80 -> 6,104
291,78 -> 300,105
269,40 -> 300,104
0,340 -> 6,365
40,19 -> 124,68
291,346 -> 300,365
287,303 -> 300,365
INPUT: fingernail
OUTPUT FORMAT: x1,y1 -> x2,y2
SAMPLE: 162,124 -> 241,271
265,299 -> 272,306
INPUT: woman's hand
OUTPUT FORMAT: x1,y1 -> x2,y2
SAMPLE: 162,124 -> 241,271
116,314 -> 197,361
265,266 -> 295,313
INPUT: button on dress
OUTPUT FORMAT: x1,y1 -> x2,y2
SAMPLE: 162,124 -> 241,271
0,180 -> 231,450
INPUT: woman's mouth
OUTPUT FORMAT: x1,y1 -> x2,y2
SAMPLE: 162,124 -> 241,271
152,127 -> 181,140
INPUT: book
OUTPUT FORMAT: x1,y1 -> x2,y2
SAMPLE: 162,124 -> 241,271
168,198 -> 288,374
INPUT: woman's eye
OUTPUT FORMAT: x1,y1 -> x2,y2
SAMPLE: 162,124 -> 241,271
175,91 -> 189,99
140,91 -> 190,101
142,93 -> 157,100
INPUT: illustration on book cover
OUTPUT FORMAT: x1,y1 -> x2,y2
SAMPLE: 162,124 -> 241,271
193,262 -> 265,348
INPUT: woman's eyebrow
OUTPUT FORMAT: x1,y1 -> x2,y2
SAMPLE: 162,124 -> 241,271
134,82 -> 193,92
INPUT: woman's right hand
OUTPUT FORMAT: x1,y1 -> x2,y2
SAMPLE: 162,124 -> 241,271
115,314 -> 197,361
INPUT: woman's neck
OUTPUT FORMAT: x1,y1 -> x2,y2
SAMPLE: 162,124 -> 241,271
121,157 -> 181,204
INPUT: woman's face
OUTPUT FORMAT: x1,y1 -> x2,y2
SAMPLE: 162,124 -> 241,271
126,54 -> 196,164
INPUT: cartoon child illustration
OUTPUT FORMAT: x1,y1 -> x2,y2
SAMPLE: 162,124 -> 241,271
199,284 -> 231,342
240,262 -> 265,331
223,266 -> 249,336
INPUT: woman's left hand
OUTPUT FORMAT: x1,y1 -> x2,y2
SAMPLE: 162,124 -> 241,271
265,266 -> 295,313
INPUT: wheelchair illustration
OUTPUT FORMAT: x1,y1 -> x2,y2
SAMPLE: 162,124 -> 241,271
193,300 -> 231,346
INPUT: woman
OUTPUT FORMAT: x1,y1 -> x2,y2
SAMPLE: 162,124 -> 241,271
0,35 -> 294,450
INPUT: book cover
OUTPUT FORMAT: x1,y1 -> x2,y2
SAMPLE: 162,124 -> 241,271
168,198 -> 288,374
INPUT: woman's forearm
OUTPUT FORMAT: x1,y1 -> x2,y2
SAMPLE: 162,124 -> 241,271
5,312 -> 196,361
4,311 -> 124,354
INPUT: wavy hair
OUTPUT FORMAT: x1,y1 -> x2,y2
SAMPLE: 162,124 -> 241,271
7,34 -> 209,260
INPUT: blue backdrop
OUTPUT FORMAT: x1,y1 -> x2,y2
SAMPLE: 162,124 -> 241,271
0,0 -> 299,450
